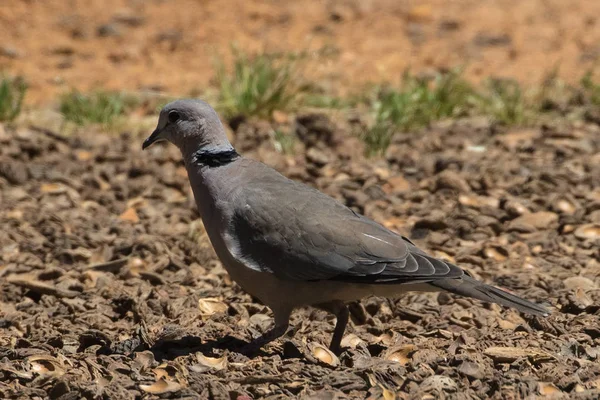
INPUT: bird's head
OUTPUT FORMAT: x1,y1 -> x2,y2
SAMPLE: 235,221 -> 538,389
143,99 -> 231,154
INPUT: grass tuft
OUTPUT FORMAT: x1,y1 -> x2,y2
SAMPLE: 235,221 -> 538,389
476,78 -> 527,125
580,71 -> 600,105
60,90 -> 137,126
0,76 -> 27,122
364,70 -> 474,155
377,70 -> 474,130
272,129 -> 296,154
216,48 -> 300,119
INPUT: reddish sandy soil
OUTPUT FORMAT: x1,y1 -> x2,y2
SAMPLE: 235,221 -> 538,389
2,0 -> 600,105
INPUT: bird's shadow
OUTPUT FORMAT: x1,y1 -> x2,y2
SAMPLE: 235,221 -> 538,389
148,334 -> 269,361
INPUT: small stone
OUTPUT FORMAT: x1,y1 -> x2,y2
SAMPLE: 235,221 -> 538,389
272,110 -> 289,124
458,360 -> 484,380
373,167 -> 390,180
508,211 -> 558,232
306,147 -> 331,166
554,198 -> 577,215
97,24 -> 121,37
563,276 -> 597,291
113,13 -> 146,27
0,45 -> 21,59
504,200 -> 530,217
474,32 -> 512,47
383,175 -> 411,193
458,194 -> 499,209
496,129 -> 539,149
419,375 -> 458,392
439,19 -> 461,31
434,170 -> 470,193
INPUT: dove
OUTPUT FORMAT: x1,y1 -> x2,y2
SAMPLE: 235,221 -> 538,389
142,99 -> 549,354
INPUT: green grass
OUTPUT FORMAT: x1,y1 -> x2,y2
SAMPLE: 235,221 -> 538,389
0,76 -> 27,122
475,78 -> 528,125
304,93 -> 352,109
358,69 -> 600,155
272,129 -> 296,154
364,70 -> 475,155
377,70 -> 474,130
60,90 -> 138,126
215,48 -> 300,119
580,71 -> 600,105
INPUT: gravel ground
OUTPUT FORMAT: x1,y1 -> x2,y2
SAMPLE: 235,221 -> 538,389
1,113 -> 599,399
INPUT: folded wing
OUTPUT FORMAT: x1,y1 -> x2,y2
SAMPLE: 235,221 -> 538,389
228,175 -> 463,284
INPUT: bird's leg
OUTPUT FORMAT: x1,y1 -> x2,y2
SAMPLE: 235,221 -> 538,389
239,307 -> 291,354
317,301 -> 349,355
329,304 -> 349,354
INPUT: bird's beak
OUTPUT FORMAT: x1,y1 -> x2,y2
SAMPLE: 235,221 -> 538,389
142,128 -> 164,150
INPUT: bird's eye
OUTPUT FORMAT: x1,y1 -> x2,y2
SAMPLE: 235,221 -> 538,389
168,110 -> 180,123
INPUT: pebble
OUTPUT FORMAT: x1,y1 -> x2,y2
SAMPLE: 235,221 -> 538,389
97,24 -> 122,37
563,276 -> 597,291
508,211 -> 559,232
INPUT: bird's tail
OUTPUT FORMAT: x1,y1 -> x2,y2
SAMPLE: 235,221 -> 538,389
431,275 -> 550,317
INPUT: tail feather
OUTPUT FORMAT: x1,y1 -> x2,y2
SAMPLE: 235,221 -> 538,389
431,275 -> 550,317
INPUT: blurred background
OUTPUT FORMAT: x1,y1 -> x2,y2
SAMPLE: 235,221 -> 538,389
2,0 -> 600,105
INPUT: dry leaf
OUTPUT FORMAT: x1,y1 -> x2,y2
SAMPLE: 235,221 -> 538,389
382,388 -> 396,400
29,355 -> 65,377
119,207 -> 139,223
140,378 -> 182,394
198,298 -> 228,316
340,333 -> 364,349
127,197 -> 147,209
40,183 -> 66,194
574,224 -> 600,240
497,319 -> 517,330
483,246 -> 508,261
310,343 -> 339,367
192,353 -> 227,372
6,209 -> 23,220
484,347 -> 554,363
8,276 -> 79,298
75,150 -> 93,161
538,382 -> 562,396
95,176 -> 111,191
384,344 -> 417,366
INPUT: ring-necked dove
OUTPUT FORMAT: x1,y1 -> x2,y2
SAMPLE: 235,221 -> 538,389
143,99 -> 549,354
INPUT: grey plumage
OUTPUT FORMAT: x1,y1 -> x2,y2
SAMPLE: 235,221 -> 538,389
143,99 -> 550,354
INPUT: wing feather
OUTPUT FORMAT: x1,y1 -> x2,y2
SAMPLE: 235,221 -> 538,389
227,168 -> 463,284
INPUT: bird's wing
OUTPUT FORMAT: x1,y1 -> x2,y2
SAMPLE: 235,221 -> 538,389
225,171 -> 463,284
